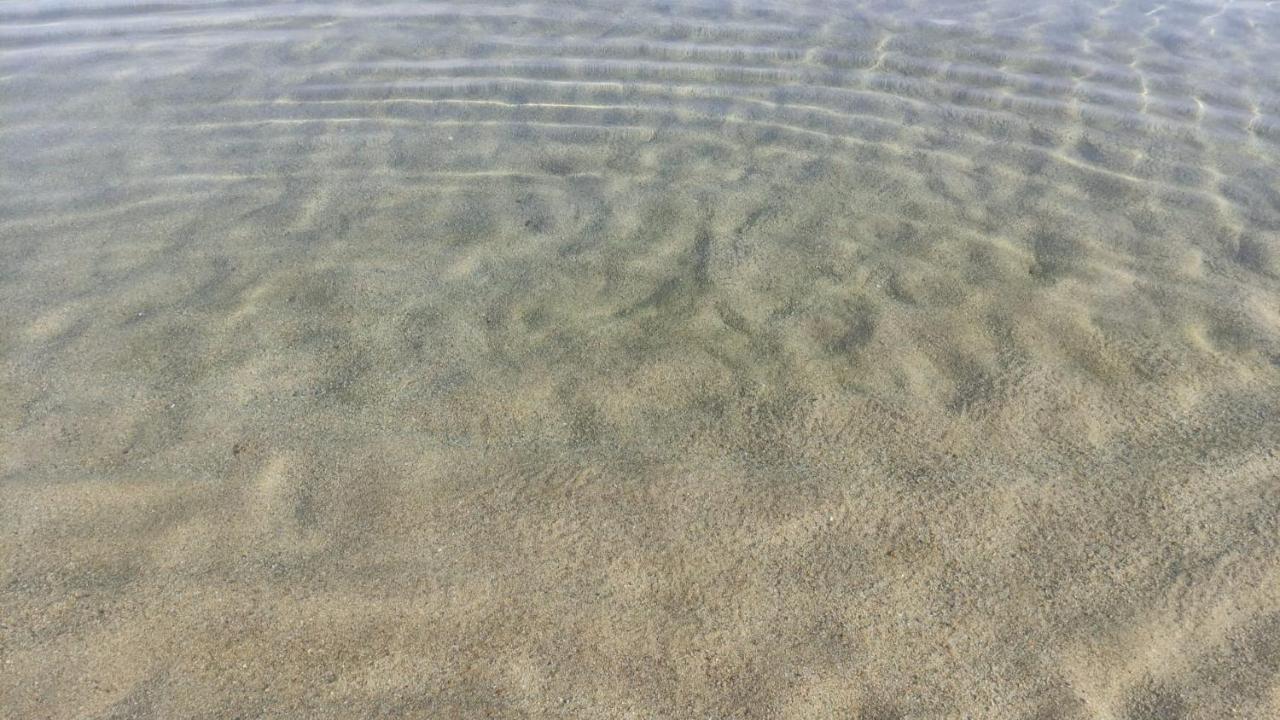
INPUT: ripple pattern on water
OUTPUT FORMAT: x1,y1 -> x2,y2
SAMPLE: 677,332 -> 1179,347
2,1 -> 1279,718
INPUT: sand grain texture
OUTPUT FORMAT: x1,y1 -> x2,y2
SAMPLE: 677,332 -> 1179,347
2,0 -> 1279,717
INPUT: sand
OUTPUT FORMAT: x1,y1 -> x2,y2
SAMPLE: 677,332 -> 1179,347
2,0 -> 1279,717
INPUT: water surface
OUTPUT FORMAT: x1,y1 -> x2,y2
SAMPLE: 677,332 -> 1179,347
3,1 -> 1279,717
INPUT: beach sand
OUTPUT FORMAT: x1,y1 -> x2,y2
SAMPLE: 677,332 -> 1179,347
2,0 -> 1279,717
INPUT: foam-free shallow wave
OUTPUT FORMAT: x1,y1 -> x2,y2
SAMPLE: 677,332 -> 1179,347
2,1 -> 1279,717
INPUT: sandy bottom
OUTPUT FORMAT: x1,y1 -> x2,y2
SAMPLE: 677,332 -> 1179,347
2,0 -> 1280,717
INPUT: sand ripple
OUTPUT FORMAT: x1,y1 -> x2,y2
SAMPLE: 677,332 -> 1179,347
2,0 -> 1279,717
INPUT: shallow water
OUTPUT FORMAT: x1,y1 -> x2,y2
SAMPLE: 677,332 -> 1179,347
3,0 -> 1279,717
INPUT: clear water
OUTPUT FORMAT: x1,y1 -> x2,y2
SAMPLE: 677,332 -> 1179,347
3,1 -> 1279,717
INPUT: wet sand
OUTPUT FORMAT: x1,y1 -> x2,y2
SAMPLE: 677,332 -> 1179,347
2,0 -> 1279,717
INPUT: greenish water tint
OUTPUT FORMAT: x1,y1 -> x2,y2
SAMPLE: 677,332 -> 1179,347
2,1 -> 1279,717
